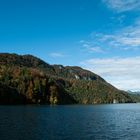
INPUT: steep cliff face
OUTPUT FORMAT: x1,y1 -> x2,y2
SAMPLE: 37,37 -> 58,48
0,53 -> 133,104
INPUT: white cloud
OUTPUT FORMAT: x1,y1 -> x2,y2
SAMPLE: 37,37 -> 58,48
81,57 -> 140,91
80,40 -> 104,53
49,52 -> 65,58
103,0 -> 140,12
90,21 -> 140,50
87,46 -> 104,53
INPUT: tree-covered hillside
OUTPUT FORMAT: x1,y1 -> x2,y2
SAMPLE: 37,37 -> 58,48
0,53 -> 133,104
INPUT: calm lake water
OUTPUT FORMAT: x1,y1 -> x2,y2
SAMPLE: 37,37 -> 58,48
0,104 -> 140,140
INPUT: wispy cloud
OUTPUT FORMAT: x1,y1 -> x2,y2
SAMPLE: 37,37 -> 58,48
103,0 -> 140,12
90,21 -> 140,50
49,52 -> 65,58
81,56 -> 140,91
110,15 -> 126,24
80,40 -> 105,53
86,46 -> 104,53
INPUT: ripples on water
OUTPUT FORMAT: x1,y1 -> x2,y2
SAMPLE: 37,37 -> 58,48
0,104 -> 140,140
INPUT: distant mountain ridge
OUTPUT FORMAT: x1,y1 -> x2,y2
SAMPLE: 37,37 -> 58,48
127,90 -> 140,95
127,91 -> 140,103
0,53 -> 134,104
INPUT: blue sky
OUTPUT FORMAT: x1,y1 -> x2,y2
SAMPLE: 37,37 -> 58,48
1,0 -> 140,91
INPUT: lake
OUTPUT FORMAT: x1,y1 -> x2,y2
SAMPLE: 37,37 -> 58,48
0,104 -> 140,140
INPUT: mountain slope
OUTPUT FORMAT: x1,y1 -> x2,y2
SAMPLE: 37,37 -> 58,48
0,53 -> 133,104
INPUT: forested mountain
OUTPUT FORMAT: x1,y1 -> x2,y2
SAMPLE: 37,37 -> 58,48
0,53 -> 133,104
